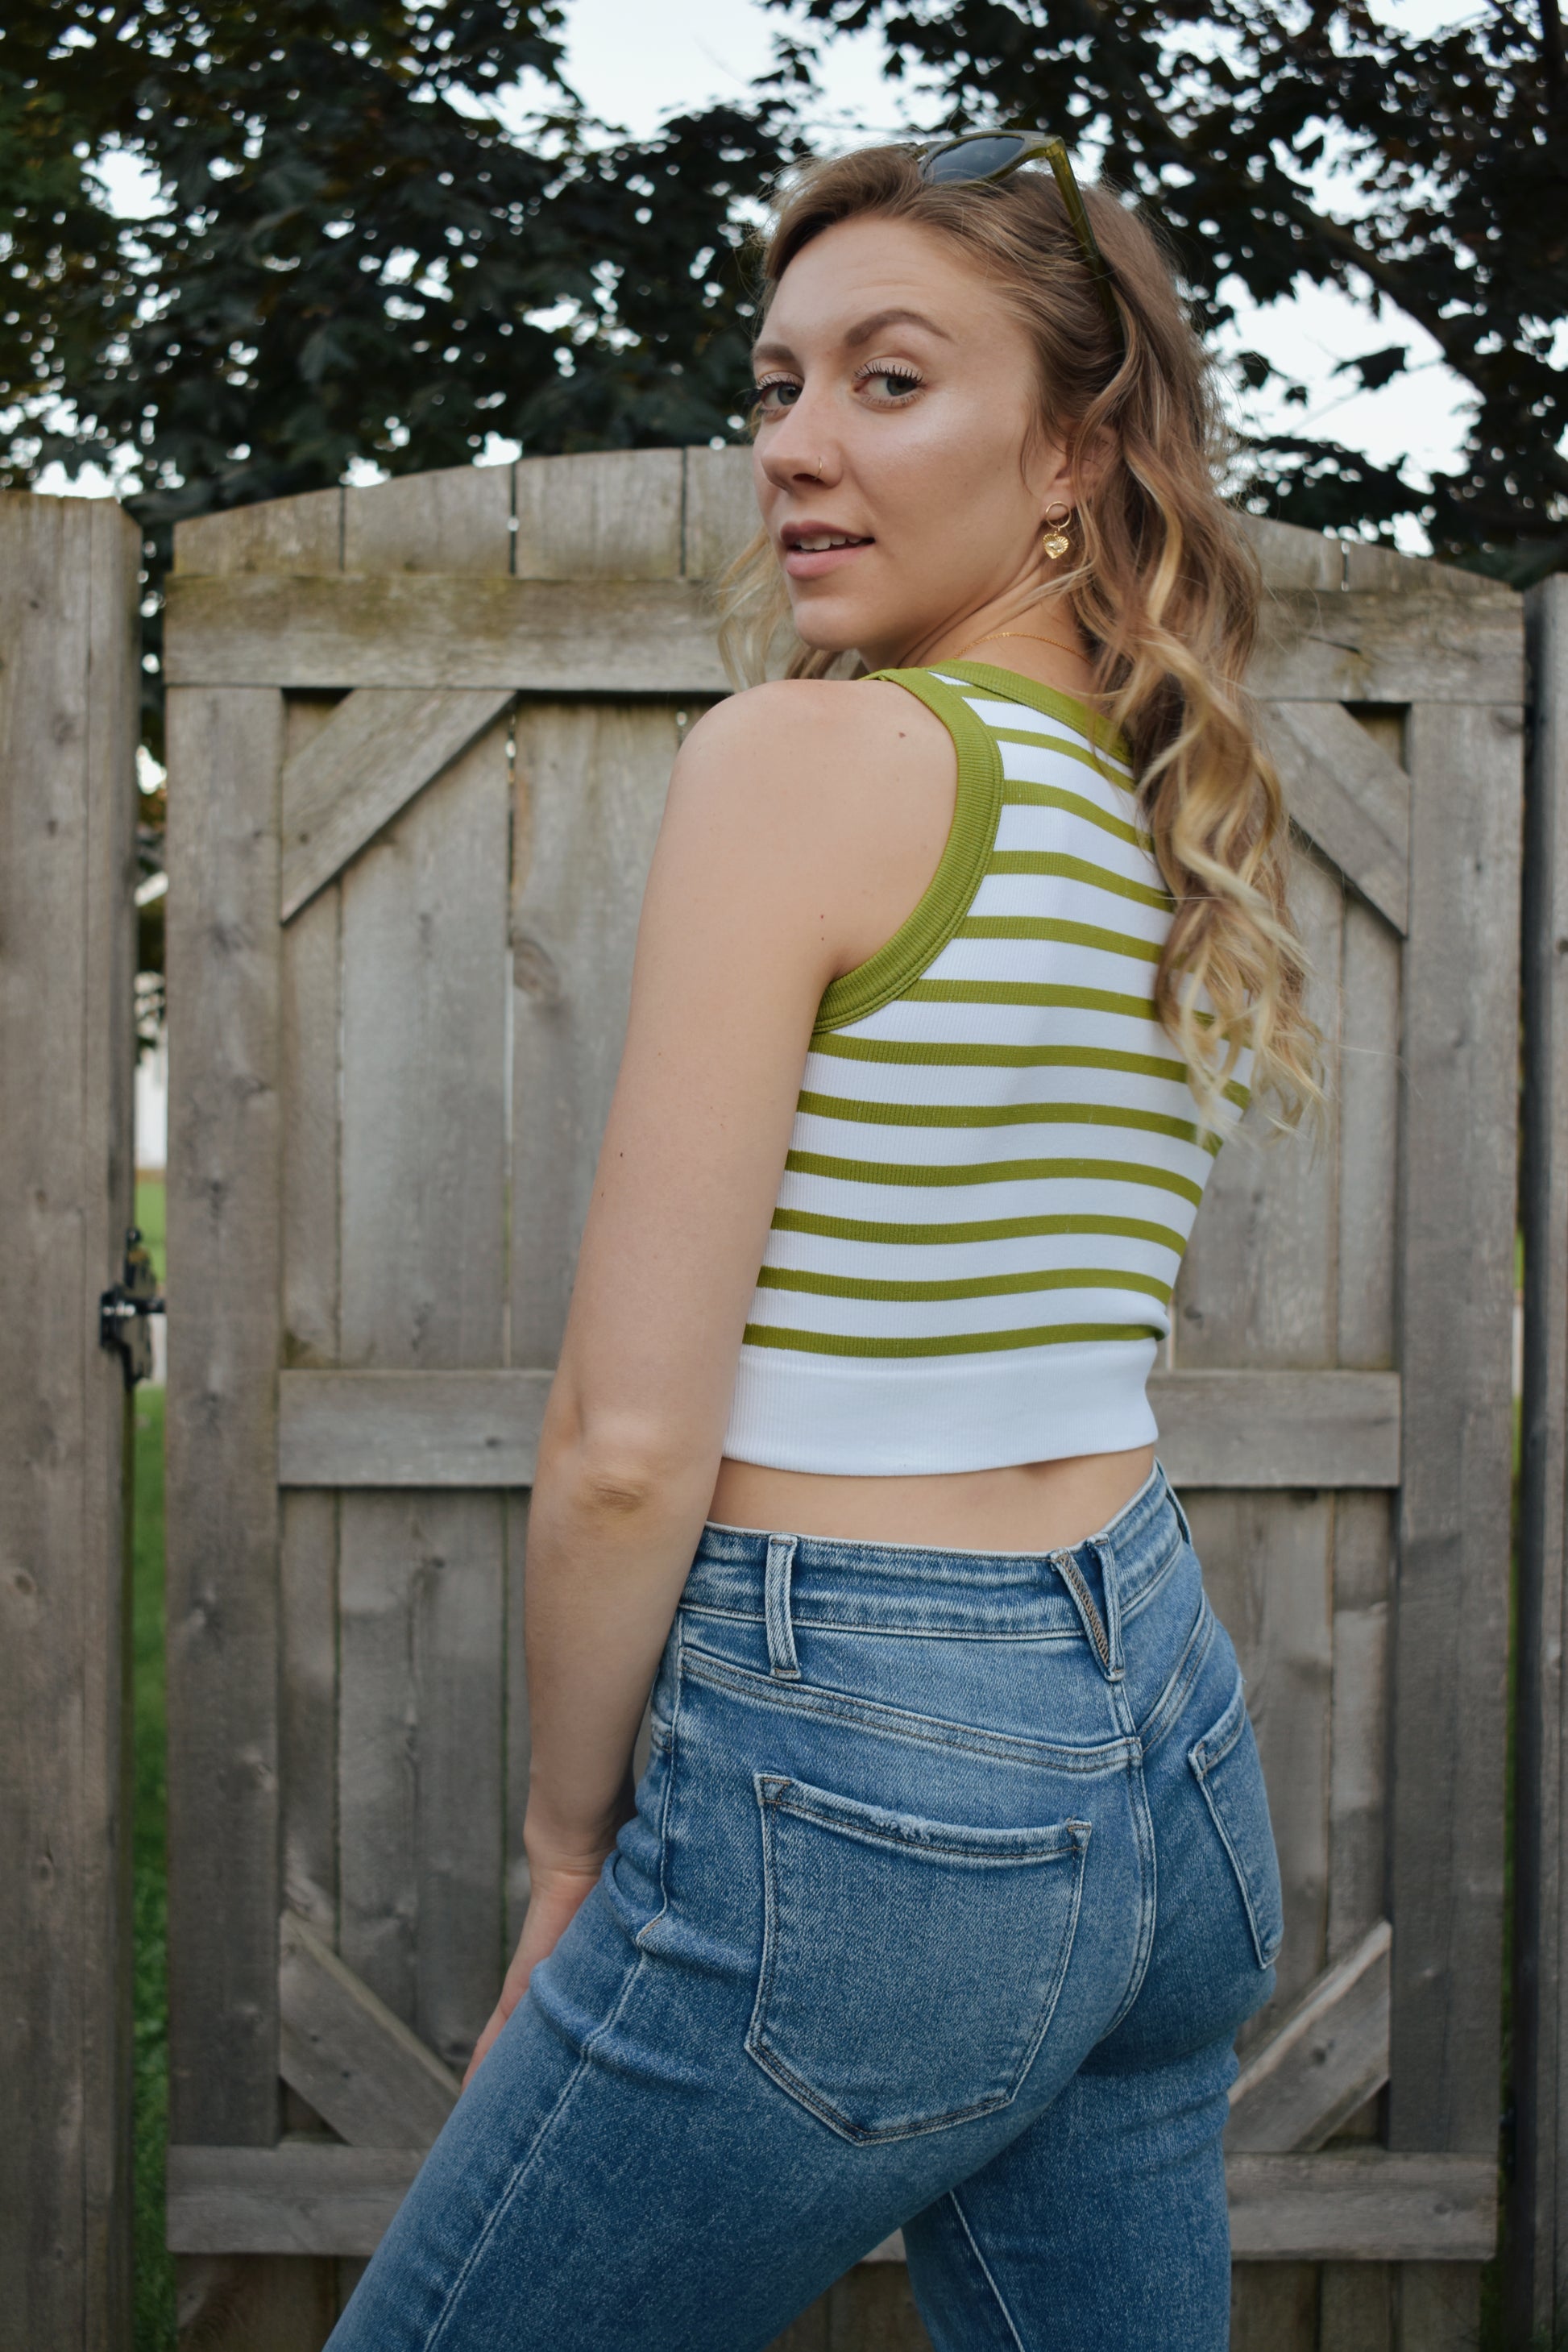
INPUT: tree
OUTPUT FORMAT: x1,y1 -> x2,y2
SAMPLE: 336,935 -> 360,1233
1,2 -> 799,525
777,0 -> 1568,583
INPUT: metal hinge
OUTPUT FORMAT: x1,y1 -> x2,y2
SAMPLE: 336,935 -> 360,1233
99,1225 -> 165,1390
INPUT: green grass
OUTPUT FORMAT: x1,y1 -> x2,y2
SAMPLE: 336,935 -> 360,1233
132,1177 -> 176,2351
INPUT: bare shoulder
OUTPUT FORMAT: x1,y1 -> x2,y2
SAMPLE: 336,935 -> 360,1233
674,676 -> 954,836
665,677 -> 957,978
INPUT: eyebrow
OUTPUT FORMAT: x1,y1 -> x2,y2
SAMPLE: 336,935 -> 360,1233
752,306 -> 956,367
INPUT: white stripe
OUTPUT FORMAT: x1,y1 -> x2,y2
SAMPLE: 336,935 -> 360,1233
801,1053 -> 1208,1122
747,1282 -> 1170,1344
775,1168 -> 1205,1232
762,1227 -> 1184,1284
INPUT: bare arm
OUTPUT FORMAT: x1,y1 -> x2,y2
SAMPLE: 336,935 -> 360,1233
463,676 -> 952,2081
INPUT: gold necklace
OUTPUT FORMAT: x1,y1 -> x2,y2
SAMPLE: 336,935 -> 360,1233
948,624 -> 1085,665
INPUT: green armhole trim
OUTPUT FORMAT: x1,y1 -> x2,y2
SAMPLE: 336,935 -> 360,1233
931,661 -> 1135,774
813,668 -> 1005,1037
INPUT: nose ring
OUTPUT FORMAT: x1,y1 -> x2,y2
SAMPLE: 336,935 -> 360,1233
814,454 -> 824,479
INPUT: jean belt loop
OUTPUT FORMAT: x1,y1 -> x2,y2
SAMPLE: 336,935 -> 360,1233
765,1534 -> 801,1681
1090,1538 -> 1126,1682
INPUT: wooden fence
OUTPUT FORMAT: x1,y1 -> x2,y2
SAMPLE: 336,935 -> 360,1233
0,492 -> 143,2350
0,460 -> 1544,2350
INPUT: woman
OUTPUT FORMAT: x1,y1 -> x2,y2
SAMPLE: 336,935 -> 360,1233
330,135 -> 1318,2352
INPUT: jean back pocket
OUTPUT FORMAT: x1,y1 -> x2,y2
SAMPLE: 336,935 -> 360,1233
1188,1675 -> 1284,1968
745,1773 -> 1090,2143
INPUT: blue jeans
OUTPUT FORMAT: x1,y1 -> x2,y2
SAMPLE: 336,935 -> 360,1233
329,1463 -> 1281,2352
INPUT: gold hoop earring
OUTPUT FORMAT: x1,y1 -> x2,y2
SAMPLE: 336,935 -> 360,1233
1042,503 -> 1072,561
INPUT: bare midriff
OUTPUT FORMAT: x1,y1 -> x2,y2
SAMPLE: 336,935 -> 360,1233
707,1444 -> 1157,1554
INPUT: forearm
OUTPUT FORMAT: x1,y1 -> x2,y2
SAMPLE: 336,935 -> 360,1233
521,1401 -> 719,1871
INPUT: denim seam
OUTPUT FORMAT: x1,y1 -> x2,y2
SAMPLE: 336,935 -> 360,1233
682,1603 -> 1087,1645
764,1777 -> 1089,1864
1135,1594 -> 1217,1758
424,1948 -> 650,2352
1099,1678 -> 1159,2035
634,1623 -> 685,1952
745,1803 -> 1092,2145
948,2188 -> 1028,2352
682,1642 -> 1141,1775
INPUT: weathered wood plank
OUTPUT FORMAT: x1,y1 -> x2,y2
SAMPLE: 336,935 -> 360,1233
278,1912 -> 458,2148
1230,2264 -> 1318,2352
1193,1492 -> 1335,2045
1395,2263 -> 1484,2348
1263,699 -> 1409,932
682,445 -> 765,582
1175,843 -> 1343,1375
1328,1496 -> 1392,1964
168,2145 -> 423,2258
164,2146 -> 1497,2262
164,572 -> 729,691
280,685 -> 514,921
175,488 -> 342,576
164,682 -> 288,2145
1226,1922 -> 1391,2153
164,570 -> 1524,702
1320,2263 -> 1394,2352
1388,697 -> 1523,2155
1154,1371 -> 1399,1488
515,448 -> 684,580
275,1366 -> 1396,1488
0,492 -> 140,2348
1250,586 -> 1524,705
510,703 -> 680,1362
336,723 -> 509,2069
280,1369 -> 551,1483
1336,898 -> 1401,1371
504,1490 -> 533,1956
1514,574 -> 1568,2342
280,1491 -> 338,1939
342,463 -> 512,577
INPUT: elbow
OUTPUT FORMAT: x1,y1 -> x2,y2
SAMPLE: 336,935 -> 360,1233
539,1407 -> 708,1527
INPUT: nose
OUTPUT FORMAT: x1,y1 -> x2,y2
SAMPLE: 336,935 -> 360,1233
757,412 -> 839,496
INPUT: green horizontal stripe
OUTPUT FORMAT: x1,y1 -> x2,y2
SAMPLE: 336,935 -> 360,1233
771,1206 -> 1189,1251
811,1035 -> 1192,1084
932,662 -> 1135,766
988,850 -> 1173,912
996,756 -> 1144,839
756,1263 -> 1173,1305
796,1091 -> 1209,1148
742,1320 -> 1163,1359
784,1150 -> 1205,1205
903,978 -> 1157,1021
958,916 -> 1164,964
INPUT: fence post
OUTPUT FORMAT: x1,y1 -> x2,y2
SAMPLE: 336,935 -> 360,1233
1515,571 -> 1568,2341
0,492 -> 143,2347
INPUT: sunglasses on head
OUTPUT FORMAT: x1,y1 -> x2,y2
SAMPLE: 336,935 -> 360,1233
916,131 -> 1125,351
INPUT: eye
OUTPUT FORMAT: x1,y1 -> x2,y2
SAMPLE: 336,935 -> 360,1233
857,363 -> 923,403
751,372 -> 801,417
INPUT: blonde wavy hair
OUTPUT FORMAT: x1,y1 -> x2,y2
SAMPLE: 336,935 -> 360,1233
716,143 -> 1321,1132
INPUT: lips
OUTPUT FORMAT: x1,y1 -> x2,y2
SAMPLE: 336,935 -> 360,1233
780,521 -> 875,579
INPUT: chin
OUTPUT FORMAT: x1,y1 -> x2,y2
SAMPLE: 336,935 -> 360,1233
787,595 -> 877,659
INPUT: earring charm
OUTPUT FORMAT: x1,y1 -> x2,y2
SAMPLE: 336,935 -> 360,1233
1042,503 -> 1072,560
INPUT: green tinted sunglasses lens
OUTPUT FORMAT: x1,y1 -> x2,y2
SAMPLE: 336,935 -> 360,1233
920,135 -> 1032,184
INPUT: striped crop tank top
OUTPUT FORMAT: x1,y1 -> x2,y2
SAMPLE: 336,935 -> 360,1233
720,660 -> 1251,1476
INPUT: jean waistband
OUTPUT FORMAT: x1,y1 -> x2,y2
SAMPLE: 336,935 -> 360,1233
688,1459 -> 1191,1645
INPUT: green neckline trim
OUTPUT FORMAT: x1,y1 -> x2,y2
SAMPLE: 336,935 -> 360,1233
928,660 -> 1135,772
814,668 -> 1004,1037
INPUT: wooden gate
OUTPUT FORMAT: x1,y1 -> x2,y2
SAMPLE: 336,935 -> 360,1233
160,452 -> 1523,2350
0,492 -> 143,2349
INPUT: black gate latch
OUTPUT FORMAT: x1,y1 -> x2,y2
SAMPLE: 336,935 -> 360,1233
99,1225 -> 165,1390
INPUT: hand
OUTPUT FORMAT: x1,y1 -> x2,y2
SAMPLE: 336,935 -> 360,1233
460,1855 -> 608,2090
